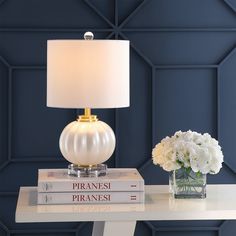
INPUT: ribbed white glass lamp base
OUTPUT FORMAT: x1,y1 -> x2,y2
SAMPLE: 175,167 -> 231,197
59,120 -> 115,177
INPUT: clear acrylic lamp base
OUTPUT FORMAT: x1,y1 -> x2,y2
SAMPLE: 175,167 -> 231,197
59,111 -> 116,178
68,164 -> 107,177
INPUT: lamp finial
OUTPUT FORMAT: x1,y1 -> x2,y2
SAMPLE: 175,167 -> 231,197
84,31 -> 94,40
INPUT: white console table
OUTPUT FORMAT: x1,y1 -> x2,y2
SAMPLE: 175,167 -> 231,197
15,185 -> 236,236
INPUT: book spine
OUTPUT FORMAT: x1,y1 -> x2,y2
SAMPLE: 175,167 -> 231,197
38,180 -> 144,193
37,191 -> 145,204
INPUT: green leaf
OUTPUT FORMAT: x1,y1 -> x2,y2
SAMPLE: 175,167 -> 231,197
196,171 -> 202,177
185,167 -> 191,174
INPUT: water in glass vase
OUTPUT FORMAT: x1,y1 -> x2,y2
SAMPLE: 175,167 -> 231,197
169,167 -> 206,199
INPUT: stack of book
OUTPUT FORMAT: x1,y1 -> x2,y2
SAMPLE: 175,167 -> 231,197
37,168 -> 145,204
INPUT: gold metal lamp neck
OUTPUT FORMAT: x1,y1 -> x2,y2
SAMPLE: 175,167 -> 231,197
78,108 -> 98,122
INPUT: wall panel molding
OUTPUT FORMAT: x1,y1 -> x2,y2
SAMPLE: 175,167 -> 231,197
223,0 -> 236,13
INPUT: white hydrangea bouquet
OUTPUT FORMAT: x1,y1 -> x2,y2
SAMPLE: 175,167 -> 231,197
152,130 -> 223,174
152,130 -> 224,198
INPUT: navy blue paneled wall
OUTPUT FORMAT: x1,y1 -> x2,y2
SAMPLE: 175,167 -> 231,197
0,0 -> 236,235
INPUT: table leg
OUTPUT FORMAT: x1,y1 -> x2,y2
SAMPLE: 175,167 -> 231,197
92,221 -> 136,236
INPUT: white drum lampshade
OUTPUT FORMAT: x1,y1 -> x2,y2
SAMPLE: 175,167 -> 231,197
47,33 -> 130,177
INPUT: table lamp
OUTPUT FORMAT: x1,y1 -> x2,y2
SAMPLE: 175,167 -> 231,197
47,32 -> 130,177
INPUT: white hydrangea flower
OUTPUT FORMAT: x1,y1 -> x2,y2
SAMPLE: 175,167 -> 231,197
152,130 -> 224,174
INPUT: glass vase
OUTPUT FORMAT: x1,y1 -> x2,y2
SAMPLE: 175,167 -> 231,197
169,167 -> 206,199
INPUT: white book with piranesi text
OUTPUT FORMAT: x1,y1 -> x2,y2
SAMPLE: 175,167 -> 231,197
37,191 -> 145,204
38,168 -> 144,193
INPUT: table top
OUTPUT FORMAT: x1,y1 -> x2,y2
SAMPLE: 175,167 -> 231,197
15,185 -> 236,222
